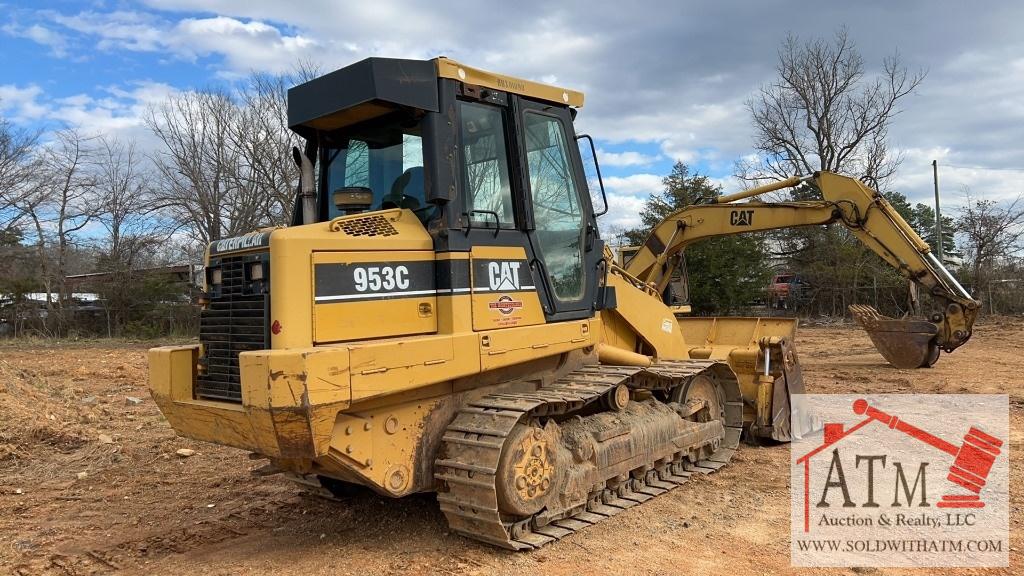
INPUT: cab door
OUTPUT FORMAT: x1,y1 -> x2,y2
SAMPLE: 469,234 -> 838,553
453,96 -> 546,331
516,99 -> 603,321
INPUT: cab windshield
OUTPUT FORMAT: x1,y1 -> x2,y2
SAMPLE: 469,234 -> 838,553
321,112 -> 426,220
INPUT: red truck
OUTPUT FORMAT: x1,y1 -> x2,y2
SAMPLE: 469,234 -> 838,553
768,273 -> 807,310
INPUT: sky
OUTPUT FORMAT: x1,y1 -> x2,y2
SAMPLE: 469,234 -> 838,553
2,0 -> 1023,232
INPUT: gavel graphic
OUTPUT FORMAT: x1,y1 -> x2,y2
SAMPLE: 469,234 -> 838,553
852,398 -> 1003,508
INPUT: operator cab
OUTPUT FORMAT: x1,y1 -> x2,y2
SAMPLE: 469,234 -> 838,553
287,57 -> 611,321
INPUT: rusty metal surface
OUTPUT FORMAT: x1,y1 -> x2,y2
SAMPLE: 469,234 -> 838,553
769,337 -> 803,442
434,360 -> 742,550
849,305 -> 940,369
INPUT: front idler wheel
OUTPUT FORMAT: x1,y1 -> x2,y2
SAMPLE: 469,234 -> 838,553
673,374 -> 725,424
496,422 -> 562,517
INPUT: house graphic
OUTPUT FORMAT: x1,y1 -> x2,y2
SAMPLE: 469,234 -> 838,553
795,398 -> 1003,533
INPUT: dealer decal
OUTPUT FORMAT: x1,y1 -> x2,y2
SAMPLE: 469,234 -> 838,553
488,295 -> 524,315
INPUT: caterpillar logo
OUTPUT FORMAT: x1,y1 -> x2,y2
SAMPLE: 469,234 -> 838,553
730,209 -> 754,226
210,232 -> 270,255
488,261 -> 522,291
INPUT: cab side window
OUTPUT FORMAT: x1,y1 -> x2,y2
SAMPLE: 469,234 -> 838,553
460,101 -> 515,228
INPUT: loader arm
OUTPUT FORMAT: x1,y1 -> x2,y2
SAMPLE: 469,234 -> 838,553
620,171 -> 979,363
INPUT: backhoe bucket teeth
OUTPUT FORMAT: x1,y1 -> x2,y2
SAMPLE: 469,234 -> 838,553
848,305 -> 940,369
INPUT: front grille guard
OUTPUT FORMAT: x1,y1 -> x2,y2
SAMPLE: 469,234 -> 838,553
195,254 -> 269,402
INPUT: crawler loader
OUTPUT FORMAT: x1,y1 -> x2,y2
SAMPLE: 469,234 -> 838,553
149,57 -> 978,549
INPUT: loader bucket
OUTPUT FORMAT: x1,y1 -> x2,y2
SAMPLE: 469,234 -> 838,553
678,316 -> 804,442
848,305 -> 940,369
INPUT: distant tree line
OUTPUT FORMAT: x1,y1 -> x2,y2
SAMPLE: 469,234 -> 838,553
3,39 -> 1023,340
0,67 -> 315,337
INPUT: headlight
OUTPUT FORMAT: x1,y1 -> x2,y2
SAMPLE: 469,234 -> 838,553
209,267 -> 222,285
249,261 -> 265,281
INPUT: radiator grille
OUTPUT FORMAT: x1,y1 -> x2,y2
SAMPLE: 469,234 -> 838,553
195,255 -> 268,402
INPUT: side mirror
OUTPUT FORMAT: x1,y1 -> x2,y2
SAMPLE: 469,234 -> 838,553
333,187 -> 373,214
575,134 -> 608,217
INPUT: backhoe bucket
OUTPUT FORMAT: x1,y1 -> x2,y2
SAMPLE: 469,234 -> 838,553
848,305 -> 940,369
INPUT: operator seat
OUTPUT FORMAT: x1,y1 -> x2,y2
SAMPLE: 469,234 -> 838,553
383,166 -> 438,224
382,166 -> 424,210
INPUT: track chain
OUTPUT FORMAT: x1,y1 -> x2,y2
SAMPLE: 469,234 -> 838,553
435,359 -> 743,549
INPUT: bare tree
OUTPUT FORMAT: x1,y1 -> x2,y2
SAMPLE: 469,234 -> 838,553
0,118 -> 40,334
956,189 -> 1024,294
0,115 -> 40,225
91,136 -> 173,335
738,30 -> 927,318
147,66 -> 319,245
232,72 -> 305,226
94,137 -> 167,263
11,129 -> 100,333
741,28 -> 925,190
147,89 -> 270,244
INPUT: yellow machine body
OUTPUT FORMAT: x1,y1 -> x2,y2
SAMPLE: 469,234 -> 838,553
149,57 -> 977,549
152,208 -> 603,495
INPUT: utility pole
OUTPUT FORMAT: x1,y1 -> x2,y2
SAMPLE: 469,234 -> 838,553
932,160 -> 943,262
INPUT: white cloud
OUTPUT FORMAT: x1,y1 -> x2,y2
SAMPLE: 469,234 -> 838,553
169,17 -> 321,75
140,0 -> 456,56
479,16 -> 599,81
62,82 -> 179,144
602,193 -> 648,232
603,173 -> 664,198
0,85 -> 48,121
597,173 -> 664,231
890,146 -> 1024,208
576,96 -> 752,172
2,23 -> 69,57
707,175 -> 745,194
0,81 -> 179,147
597,149 -> 660,167
45,11 -> 324,75
53,10 -> 165,52
106,81 -> 179,109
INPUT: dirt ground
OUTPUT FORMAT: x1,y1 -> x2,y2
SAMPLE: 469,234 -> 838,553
1,319 -> 1021,575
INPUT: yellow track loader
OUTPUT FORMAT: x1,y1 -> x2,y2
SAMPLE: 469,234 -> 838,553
149,57 -> 978,549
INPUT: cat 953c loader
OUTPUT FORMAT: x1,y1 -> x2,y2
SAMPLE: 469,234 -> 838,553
149,57 -> 978,550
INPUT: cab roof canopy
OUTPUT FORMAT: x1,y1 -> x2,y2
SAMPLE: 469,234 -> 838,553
287,57 -> 585,139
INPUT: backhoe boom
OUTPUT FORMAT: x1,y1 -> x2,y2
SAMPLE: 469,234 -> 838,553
622,171 -> 979,365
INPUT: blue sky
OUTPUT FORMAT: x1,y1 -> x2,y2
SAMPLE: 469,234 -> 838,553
2,1 -> 1023,232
